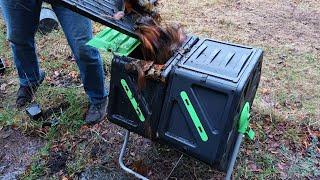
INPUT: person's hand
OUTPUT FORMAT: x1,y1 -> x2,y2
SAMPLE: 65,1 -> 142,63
113,11 -> 125,20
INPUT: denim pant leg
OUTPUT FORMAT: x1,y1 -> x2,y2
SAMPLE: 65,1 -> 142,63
52,5 -> 108,105
0,0 -> 42,86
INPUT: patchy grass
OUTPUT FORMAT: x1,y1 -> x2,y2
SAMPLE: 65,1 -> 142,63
0,0 -> 319,179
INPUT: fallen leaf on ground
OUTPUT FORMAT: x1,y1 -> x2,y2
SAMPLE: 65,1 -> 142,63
261,88 -> 271,95
248,161 -> 262,172
0,83 -> 7,91
68,71 -> 78,79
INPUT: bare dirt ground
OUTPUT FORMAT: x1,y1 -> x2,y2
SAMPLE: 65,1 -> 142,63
0,0 -> 319,179
0,127 -> 44,179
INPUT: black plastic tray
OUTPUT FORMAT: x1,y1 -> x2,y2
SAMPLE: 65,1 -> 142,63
51,0 -> 137,38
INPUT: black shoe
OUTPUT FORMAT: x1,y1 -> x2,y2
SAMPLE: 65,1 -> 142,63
85,99 -> 108,125
16,70 -> 45,108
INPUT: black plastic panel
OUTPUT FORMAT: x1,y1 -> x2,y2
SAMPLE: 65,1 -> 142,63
52,0 -> 137,37
179,39 -> 255,83
158,39 -> 263,171
107,55 -> 165,139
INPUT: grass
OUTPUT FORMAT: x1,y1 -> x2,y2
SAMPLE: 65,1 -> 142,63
1,0 -> 320,179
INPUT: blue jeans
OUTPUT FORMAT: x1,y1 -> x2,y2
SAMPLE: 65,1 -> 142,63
0,0 -> 108,105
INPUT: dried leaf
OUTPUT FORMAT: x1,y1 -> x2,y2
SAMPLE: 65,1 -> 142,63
54,71 -> 60,77
261,88 -> 270,95
280,171 -> 287,179
277,162 -> 286,170
248,161 -> 262,172
132,159 -> 149,175
68,71 -> 78,79
0,83 -> 7,91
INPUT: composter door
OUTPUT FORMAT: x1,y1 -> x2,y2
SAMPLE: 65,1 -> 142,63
157,38 -> 263,170
107,56 -> 167,139
158,67 -> 236,168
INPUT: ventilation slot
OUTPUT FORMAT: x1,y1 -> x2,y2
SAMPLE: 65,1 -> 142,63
235,53 -> 251,76
207,48 -> 221,64
194,44 -> 208,60
221,51 -> 235,67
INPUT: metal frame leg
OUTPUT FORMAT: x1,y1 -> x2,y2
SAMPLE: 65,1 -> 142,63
119,130 -> 149,180
225,134 -> 244,180
119,129 -> 243,180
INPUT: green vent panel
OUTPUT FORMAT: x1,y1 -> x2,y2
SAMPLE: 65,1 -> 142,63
87,27 -> 140,57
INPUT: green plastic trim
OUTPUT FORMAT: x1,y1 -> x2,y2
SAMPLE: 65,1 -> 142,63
180,91 -> 208,142
87,27 -> 140,57
238,102 -> 250,134
120,79 -> 145,122
247,129 -> 255,140
238,102 -> 255,140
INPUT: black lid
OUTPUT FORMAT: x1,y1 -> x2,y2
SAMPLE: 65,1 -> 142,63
52,0 -> 137,38
179,39 -> 256,83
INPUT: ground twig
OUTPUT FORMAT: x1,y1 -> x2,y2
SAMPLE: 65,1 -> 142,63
165,154 -> 183,180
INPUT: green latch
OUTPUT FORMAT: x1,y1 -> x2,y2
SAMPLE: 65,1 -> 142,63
120,79 -> 145,122
238,102 -> 255,140
87,27 -> 140,57
180,91 -> 208,142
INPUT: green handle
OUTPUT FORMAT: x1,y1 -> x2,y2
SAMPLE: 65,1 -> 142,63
121,79 -> 145,122
238,102 -> 255,140
180,91 -> 208,142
